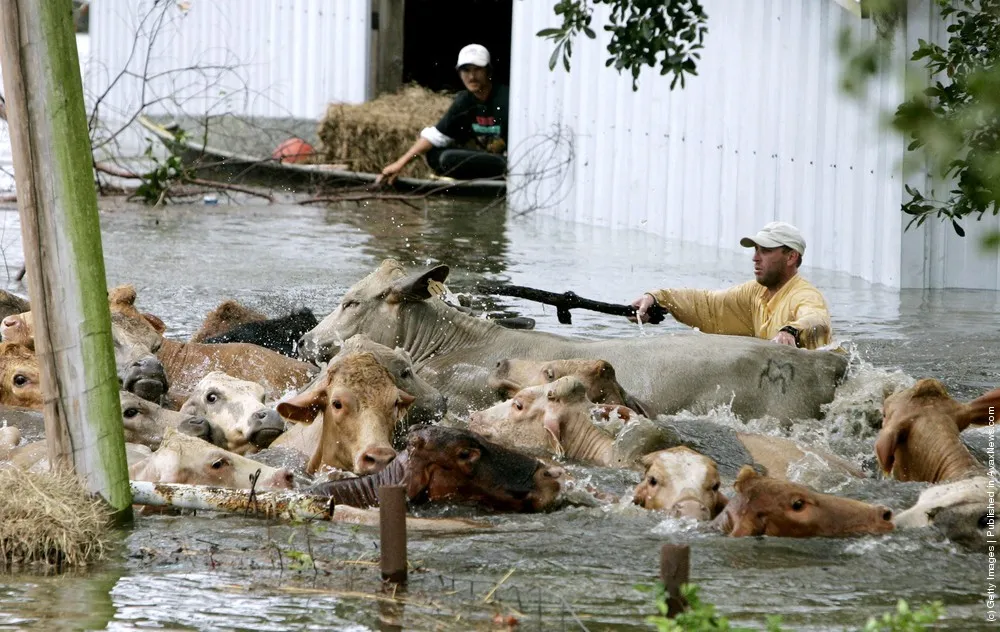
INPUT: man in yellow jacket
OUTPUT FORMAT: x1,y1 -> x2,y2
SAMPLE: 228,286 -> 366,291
629,221 -> 832,350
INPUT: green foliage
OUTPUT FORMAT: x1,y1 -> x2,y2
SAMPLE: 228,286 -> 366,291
538,0 -> 707,90
135,132 -> 192,205
637,582 -> 944,632
891,0 -> 1000,233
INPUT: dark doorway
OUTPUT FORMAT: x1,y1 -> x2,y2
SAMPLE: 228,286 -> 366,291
402,0 -> 513,93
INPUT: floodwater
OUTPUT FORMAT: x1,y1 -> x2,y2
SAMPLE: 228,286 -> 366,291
0,197 -> 997,631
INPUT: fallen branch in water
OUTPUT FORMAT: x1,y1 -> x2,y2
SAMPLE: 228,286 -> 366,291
93,162 -> 276,202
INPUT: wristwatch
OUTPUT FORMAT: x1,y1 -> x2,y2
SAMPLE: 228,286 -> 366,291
779,325 -> 802,348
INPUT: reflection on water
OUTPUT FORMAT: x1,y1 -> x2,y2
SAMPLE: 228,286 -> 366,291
0,199 -> 996,630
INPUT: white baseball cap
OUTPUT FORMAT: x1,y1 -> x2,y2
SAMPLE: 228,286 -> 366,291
740,221 -> 806,255
456,44 -> 491,69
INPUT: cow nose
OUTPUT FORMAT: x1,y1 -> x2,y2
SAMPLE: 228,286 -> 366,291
248,409 -> 285,449
355,446 -> 397,475
670,499 -> 711,521
1,316 -> 17,328
267,467 -> 295,490
177,416 -> 214,443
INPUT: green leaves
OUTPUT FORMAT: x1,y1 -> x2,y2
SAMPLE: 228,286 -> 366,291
539,0 -> 708,91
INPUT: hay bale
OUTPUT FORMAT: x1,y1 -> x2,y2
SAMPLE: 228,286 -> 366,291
318,85 -> 454,176
0,467 -> 111,568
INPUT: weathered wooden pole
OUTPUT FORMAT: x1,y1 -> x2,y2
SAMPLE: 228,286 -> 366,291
378,485 -> 408,583
375,0 -> 404,96
659,543 -> 690,618
0,0 -> 131,520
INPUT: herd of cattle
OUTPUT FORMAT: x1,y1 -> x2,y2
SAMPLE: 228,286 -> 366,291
0,259 -> 995,547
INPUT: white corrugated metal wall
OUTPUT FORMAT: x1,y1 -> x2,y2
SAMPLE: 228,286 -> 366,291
86,0 -> 370,122
508,0 -> 1000,289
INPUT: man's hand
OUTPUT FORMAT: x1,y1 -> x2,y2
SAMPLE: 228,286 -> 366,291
772,331 -> 797,346
629,293 -> 657,324
486,138 -> 506,154
377,158 -> 409,185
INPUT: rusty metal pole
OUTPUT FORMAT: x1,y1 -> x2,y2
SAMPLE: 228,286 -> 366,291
659,543 -> 690,618
378,485 -> 407,583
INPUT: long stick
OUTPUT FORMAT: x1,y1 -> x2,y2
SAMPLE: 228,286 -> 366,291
471,283 -> 666,325
0,0 -> 131,519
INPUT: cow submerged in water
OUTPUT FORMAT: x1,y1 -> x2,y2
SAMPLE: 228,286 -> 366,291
298,260 -> 848,420
308,425 -> 564,513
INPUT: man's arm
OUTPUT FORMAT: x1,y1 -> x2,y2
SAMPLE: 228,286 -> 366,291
782,293 -> 832,349
379,94 -> 471,184
645,283 -> 757,336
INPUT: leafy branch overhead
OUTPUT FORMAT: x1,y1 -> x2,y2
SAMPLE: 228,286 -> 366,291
537,0 -> 708,90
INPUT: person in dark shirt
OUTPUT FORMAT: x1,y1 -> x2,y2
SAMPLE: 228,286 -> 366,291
378,44 -> 508,182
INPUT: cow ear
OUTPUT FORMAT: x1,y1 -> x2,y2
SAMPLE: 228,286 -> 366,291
386,265 -> 450,304
874,426 -> 901,474
639,452 -> 657,468
396,388 -> 415,419
592,359 -> 615,380
277,382 -> 327,424
622,393 -> 649,418
963,386 -> 1000,428
542,411 -> 562,445
128,456 -> 158,482
142,312 -> 167,334
734,465 -> 759,490
488,376 -> 522,400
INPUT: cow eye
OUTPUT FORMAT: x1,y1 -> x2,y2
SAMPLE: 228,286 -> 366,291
123,408 -> 140,419
791,499 -> 805,511
711,482 -> 720,492
512,400 -> 523,411
979,513 -> 990,529
342,299 -> 358,309
205,391 -> 219,404
399,367 -> 412,379
458,449 -> 472,460
150,339 -> 162,353
648,476 -> 657,487
210,457 -> 229,470
332,399 -> 343,410
12,374 -> 28,387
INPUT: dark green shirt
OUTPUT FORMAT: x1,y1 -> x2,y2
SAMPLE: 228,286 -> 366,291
434,84 -> 509,150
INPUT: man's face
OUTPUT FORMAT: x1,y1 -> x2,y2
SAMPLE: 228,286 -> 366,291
752,245 -> 795,287
459,65 -> 490,93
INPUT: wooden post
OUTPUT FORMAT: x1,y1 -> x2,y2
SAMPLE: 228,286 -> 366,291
375,0 -> 404,96
659,544 -> 690,618
378,485 -> 407,583
0,0 -> 132,520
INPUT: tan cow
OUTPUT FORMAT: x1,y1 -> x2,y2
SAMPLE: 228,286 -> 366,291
0,341 -> 41,409
469,376 -> 862,479
120,390 -> 212,450
876,379 -> 998,483
632,447 -> 728,520
277,351 -> 414,475
714,467 -> 895,538
489,357 -> 649,415
107,285 -> 316,403
191,299 -> 267,343
180,371 -> 287,455
129,428 -> 293,490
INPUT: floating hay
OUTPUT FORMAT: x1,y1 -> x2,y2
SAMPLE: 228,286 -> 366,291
0,467 -> 111,569
317,84 -> 454,176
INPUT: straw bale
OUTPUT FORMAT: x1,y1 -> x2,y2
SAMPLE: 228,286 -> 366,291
0,467 -> 111,569
318,84 -> 454,176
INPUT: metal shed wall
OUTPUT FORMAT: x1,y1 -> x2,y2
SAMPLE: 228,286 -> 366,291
508,0 -> 999,289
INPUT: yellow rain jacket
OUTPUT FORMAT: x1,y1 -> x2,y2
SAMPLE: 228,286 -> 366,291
648,275 -> 832,350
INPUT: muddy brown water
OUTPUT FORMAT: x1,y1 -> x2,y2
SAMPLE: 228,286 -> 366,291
0,198 -> 997,631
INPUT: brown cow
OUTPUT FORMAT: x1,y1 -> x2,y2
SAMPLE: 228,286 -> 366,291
277,351 -> 415,475
0,341 -> 41,409
876,379 -> 998,483
713,466 -> 894,538
191,299 -> 267,343
107,285 -> 316,403
632,447 -> 728,520
129,428 -> 294,490
489,358 -> 649,415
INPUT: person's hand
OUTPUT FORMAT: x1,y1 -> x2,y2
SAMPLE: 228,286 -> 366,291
486,138 -> 506,154
377,158 -> 408,185
629,293 -> 656,324
772,331 -> 797,346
